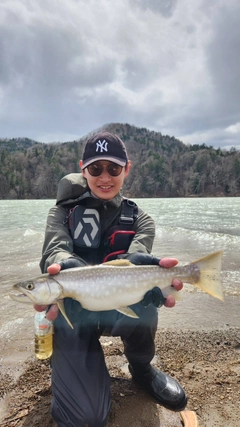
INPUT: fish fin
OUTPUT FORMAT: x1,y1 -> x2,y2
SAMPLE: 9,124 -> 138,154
57,301 -> 74,329
192,251 -> 224,301
116,306 -> 139,318
103,259 -> 134,267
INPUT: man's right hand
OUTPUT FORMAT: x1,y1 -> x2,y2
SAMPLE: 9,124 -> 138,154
34,263 -> 62,321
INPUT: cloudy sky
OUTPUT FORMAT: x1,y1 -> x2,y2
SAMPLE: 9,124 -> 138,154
1,0 -> 240,149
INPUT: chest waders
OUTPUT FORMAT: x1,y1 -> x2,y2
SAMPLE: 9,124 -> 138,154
51,199 -> 159,427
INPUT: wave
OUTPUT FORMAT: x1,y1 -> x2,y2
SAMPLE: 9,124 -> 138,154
23,228 -> 44,237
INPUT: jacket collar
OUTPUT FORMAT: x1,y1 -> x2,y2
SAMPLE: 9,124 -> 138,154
57,173 -> 123,209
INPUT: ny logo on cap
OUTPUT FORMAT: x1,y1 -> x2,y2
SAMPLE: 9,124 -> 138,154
96,139 -> 108,153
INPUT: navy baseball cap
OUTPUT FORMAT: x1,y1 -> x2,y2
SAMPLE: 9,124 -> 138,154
81,132 -> 128,169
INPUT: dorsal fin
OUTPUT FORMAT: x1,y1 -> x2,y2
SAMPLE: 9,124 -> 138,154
103,259 -> 134,267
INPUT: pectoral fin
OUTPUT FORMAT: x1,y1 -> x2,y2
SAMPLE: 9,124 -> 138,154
117,306 -> 139,318
57,300 -> 74,329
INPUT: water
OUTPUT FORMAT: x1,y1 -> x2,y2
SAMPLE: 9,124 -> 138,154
0,198 -> 240,367
134,198 -> 240,297
1,197 -> 240,303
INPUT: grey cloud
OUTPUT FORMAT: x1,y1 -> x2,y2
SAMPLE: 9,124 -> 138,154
121,58 -> 162,91
135,0 -> 178,18
0,0 -> 239,150
206,3 -> 240,122
0,22 -> 115,93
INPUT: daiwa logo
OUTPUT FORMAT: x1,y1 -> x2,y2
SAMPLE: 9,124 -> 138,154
96,139 -> 108,153
74,209 -> 100,247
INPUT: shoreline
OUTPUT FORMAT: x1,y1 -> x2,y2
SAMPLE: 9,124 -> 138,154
1,292 -> 239,375
158,292 -> 240,330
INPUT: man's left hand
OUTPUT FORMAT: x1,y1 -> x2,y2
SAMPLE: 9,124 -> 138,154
159,257 -> 183,308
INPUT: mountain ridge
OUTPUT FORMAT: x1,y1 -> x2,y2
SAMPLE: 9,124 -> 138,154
0,123 -> 239,198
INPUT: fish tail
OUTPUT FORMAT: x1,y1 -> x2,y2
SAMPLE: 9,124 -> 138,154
192,251 -> 224,300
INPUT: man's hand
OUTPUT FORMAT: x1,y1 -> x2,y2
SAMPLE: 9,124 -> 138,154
34,263 -> 61,321
160,258 -> 183,308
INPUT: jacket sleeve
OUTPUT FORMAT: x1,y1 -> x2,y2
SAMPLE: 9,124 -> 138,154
127,210 -> 155,255
39,205 -> 87,273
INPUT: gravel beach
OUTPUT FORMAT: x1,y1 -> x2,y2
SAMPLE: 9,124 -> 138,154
1,327 -> 240,427
1,293 -> 240,427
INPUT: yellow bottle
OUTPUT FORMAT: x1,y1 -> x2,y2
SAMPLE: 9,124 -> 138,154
34,312 -> 53,360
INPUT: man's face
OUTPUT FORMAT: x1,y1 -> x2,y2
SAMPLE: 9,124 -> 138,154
82,160 -> 131,200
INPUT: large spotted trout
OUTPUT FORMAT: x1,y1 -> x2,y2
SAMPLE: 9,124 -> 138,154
10,251 -> 224,328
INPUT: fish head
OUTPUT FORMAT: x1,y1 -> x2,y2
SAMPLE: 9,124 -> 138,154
10,274 -> 62,305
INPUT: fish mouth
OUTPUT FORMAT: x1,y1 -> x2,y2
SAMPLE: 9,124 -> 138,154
10,292 -> 32,303
10,287 -> 36,303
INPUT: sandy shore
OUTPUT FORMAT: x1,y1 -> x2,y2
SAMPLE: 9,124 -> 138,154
1,293 -> 240,426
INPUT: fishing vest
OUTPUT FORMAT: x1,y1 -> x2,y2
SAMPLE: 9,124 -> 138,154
68,198 -> 138,263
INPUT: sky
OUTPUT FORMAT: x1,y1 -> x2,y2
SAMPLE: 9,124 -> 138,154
0,0 -> 240,150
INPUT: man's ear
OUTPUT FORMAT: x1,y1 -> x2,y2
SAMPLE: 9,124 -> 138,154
124,160 -> 132,177
80,160 -> 87,177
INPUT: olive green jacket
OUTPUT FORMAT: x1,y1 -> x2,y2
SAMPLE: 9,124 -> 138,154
40,173 -> 155,273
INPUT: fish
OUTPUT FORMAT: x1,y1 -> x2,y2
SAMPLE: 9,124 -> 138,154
10,251 -> 224,329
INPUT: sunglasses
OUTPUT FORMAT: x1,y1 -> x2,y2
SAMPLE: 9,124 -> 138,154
87,162 -> 123,177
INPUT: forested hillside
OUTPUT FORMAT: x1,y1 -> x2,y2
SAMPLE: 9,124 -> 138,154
0,123 -> 240,199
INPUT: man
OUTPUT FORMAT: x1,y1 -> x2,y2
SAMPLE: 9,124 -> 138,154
35,131 -> 187,427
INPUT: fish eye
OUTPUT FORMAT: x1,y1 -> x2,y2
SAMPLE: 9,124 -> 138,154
26,282 -> 34,290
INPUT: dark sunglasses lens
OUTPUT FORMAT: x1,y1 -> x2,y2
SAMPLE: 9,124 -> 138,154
87,164 -> 103,176
107,164 -> 123,176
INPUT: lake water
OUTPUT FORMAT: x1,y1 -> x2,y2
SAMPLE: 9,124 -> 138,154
0,198 -> 240,368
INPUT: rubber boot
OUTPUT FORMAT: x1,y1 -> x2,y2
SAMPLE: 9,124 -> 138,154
129,363 -> 187,411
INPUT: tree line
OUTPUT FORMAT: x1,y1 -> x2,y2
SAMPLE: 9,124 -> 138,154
0,123 -> 240,199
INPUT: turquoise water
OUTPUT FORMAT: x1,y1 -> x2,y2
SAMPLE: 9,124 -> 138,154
0,197 -> 239,345
0,197 -> 239,294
